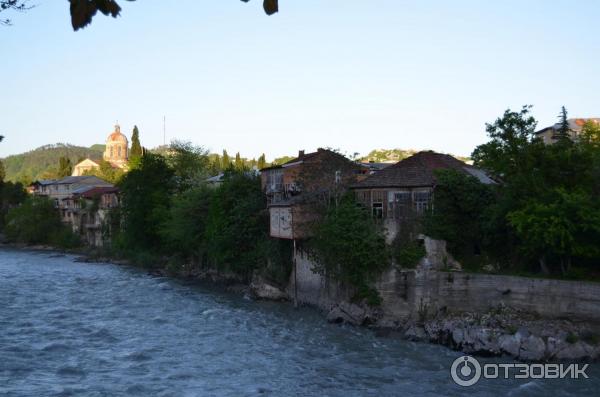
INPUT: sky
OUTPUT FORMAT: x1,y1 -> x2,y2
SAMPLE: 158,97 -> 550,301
1,0 -> 599,160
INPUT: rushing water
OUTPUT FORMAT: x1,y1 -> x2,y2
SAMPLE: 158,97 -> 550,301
0,249 -> 598,397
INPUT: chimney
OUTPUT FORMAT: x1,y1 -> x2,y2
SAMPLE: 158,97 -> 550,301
298,150 -> 305,158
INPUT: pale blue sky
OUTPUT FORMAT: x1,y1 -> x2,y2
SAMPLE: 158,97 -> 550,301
2,0 -> 599,160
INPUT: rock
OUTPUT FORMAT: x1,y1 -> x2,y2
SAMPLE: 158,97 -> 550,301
326,306 -> 347,324
326,302 -> 376,326
404,325 -> 427,341
519,335 -> 546,361
499,334 -> 521,357
556,342 -> 589,361
249,280 -> 288,301
546,336 -> 564,359
452,327 -> 465,346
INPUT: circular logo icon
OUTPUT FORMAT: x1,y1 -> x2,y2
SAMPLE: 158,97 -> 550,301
451,355 -> 482,387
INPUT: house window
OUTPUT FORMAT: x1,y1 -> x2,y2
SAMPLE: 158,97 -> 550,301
118,146 -> 122,157
335,170 -> 341,184
389,191 -> 411,218
372,202 -> 383,219
414,191 -> 432,213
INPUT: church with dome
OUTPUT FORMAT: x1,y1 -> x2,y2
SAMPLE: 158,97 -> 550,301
72,125 -> 130,176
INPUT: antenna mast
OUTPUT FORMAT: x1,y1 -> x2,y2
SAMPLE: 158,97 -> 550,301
163,116 -> 166,146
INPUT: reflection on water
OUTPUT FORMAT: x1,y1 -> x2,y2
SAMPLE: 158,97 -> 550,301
0,249 -> 597,396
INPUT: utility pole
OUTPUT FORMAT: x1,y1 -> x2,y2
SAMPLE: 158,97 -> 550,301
163,116 -> 166,146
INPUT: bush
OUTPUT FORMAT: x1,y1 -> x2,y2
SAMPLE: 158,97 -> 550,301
50,228 -> 81,249
393,240 -> 426,269
310,194 -> 389,306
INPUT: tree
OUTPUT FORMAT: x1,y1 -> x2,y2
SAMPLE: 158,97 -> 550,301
234,152 -> 243,170
117,153 -> 174,255
221,150 -> 231,169
0,0 -> 32,26
257,153 -> 267,169
508,188 -> 600,275
204,171 -> 268,279
68,0 -> 277,31
424,169 -> 495,259
471,105 -> 538,180
161,185 -> 213,261
309,194 -> 389,305
554,106 -> 571,142
57,156 -> 73,178
130,125 -> 143,162
0,160 -> 5,182
4,196 -> 79,247
166,140 -> 210,191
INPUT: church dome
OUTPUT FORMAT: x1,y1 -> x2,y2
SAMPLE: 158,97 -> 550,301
107,125 -> 128,144
103,124 -> 129,164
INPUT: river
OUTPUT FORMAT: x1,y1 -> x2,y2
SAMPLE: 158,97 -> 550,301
0,249 -> 598,396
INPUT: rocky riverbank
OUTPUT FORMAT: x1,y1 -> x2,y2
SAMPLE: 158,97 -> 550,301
325,300 -> 600,362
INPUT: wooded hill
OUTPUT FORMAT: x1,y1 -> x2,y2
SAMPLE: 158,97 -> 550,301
1,143 -> 104,183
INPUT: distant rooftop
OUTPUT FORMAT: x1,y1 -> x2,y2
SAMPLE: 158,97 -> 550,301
352,151 -> 495,189
536,118 -> 600,135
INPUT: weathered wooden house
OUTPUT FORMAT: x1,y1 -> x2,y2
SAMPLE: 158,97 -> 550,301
261,148 -> 367,239
351,151 -> 495,240
61,186 -> 120,247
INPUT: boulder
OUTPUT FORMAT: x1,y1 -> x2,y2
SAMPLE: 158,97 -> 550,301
555,342 -> 590,361
499,334 -> 521,357
249,279 -> 288,301
519,335 -> 546,361
326,302 -> 376,326
404,325 -> 427,341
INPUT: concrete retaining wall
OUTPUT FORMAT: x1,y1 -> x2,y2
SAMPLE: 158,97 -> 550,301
290,248 -> 600,325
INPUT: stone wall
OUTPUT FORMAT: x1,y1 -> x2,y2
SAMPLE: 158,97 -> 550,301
289,247 -> 600,327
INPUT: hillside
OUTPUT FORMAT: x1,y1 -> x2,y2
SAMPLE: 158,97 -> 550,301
1,143 -> 104,183
360,148 -> 471,164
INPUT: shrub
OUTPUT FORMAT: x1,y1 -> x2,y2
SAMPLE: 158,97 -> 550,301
310,194 -> 389,306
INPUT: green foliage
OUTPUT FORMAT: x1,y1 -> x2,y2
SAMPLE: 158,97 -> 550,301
160,185 -> 213,260
221,150 -> 231,169
205,171 -> 268,278
507,188 -> 600,271
83,160 -> 124,183
451,105 -> 600,275
424,169 -> 495,258
57,156 -> 72,177
555,106 -> 571,142
130,125 -> 143,162
360,148 -> 417,163
1,143 -> 103,182
257,153 -> 267,169
393,240 -> 426,269
0,181 -> 26,228
5,196 -> 79,247
165,140 -> 210,191
234,152 -> 243,170
117,153 -> 174,255
472,105 -> 538,180
309,194 -> 389,305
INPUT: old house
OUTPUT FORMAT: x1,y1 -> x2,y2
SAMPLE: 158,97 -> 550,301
535,118 -> 600,144
261,148 -> 367,239
30,175 -> 113,208
351,151 -> 495,241
61,186 -> 119,247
